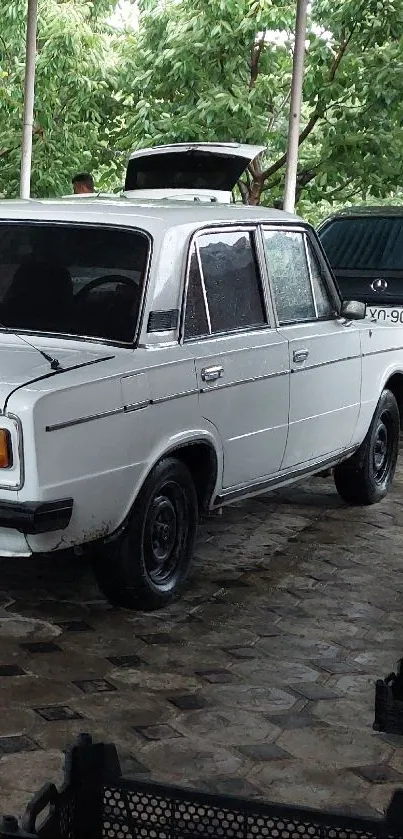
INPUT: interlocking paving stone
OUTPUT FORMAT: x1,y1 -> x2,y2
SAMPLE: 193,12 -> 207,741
0,736 -> 39,755
0,665 -> 26,677
57,620 -> 94,632
195,669 -> 236,684
237,743 -> 291,761
72,679 -> 117,694
224,646 -> 257,660
139,634 -> 181,645
20,642 -> 62,654
311,659 -> 364,675
267,713 -> 319,730
290,682 -> 342,701
134,724 -> 182,741
120,755 -> 150,776
34,705 -> 84,722
197,777 -> 262,797
1,468 -> 403,816
352,764 -> 403,784
167,694 -> 207,711
107,654 -> 146,668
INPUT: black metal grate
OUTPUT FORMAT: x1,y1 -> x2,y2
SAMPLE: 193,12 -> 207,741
97,781 -> 403,839
3,736 -> 403,839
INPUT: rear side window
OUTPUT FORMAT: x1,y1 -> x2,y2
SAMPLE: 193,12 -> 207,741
0,223 -> 149,343
263,229 -> 315,323
184,229 -> 266,338
184,248 -> 209,339
320,217 -> 403,270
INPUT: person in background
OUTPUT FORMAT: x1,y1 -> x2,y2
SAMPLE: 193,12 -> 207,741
72,172 -> 94,194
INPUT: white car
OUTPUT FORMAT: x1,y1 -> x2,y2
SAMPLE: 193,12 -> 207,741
0,143 -> 401,610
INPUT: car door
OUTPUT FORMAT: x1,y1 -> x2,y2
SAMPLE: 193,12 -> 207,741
183,226 -> 290,490
262,225 -> 362,471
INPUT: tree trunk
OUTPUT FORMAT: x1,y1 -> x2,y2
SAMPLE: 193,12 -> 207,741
248,178 -> 262,205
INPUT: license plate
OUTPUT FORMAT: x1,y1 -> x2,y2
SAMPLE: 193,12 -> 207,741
367,306 -> 403,325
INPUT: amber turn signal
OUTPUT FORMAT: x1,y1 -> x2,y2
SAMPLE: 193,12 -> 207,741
0,430 -> 12,468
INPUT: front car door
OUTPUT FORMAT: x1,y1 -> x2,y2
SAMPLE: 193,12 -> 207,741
183,226 -> 290,490
262,225 -> 362,471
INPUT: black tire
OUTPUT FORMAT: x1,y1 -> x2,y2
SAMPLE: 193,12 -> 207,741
334,389 -> 400,505
92,457 -> 198,610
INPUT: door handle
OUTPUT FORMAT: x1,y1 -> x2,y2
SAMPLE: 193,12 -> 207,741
293,349 -> 309,363
201,365 -> 224,382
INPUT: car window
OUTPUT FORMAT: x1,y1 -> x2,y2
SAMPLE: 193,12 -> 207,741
263,229 -> 315,324
0,223 -> 149,343
306,239 -> 335,318
197,230 -> 266,334
319,217 -> 403,271
184,247 -> 209,339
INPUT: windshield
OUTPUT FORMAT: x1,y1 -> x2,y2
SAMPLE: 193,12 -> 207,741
0,222 -> 150,343
320,216 -> 403,271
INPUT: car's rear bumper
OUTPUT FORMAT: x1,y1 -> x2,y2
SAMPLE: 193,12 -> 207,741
0,499 -> 73,534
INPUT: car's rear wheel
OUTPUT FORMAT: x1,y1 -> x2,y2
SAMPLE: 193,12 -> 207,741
92,457 -> 198,610
334,389 -> 399,505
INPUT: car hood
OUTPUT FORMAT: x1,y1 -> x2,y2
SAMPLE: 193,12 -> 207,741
0,337 -> 112,411
124,142 -> 265,202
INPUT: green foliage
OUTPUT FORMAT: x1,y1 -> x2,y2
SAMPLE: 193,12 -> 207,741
0,0 -> 122,197
1,0 -> 403,212
116,0 -> 403,208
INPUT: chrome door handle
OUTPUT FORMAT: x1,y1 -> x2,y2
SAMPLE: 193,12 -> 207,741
201,365 -> 224,382
293,349 -> 309,363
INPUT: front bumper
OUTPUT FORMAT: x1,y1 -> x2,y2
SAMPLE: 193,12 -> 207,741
0,499 -> 73,534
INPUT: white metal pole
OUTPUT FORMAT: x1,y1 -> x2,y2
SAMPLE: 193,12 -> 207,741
283,0 -> 308,213
20,0 -> 38,199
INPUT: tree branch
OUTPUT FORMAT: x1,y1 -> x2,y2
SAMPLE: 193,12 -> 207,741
267,89 -> 291,133
261,23 -> 358,181
321,177 -> 355,198
249,29 -> 266,90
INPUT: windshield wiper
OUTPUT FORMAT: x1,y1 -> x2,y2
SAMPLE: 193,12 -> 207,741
0,324 -> 63,372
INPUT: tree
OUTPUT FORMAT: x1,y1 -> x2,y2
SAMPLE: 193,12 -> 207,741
116,0 -> 403,210
0,0 -> 123,197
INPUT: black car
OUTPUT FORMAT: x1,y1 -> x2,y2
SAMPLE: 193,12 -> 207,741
318,206 -> 403,324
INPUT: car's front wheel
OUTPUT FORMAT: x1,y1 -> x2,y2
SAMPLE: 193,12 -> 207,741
334,389 -> 399,505
92,457 -> 198,610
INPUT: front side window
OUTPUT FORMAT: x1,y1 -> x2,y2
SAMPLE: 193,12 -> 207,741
263,229 -> 315,324
306,239 -> 335,318
0,223 -> 150,343
184,229 -> 266,339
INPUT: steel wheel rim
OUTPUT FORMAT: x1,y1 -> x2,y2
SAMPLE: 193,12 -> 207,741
144,480 -> 188,585
373,412 -> 392,484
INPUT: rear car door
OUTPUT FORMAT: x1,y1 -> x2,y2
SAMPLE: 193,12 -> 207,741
183,226 -> 290,490
262,225 -> 362,471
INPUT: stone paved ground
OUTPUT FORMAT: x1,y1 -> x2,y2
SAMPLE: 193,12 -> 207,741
1,467 -> 403,821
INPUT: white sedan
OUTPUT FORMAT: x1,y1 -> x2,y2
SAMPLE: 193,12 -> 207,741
0,143 -> 401,610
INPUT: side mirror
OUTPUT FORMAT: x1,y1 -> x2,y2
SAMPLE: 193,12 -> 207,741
340,299 -> 366,320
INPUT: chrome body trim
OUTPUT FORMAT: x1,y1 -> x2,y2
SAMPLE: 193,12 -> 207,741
151,388 -> 198,406
200,369 -> 288,393
362,346 -> 403,358
290,354 -> 360,373
45,389 -> 199,431
214,445 -> 358,506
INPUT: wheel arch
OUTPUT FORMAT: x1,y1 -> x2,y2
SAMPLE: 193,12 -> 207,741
128,432 -> 221,522
384,372 -> 403,430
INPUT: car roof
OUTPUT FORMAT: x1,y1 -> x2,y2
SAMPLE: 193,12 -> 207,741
0,196 -> 303,236
322,205 -> 403,221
